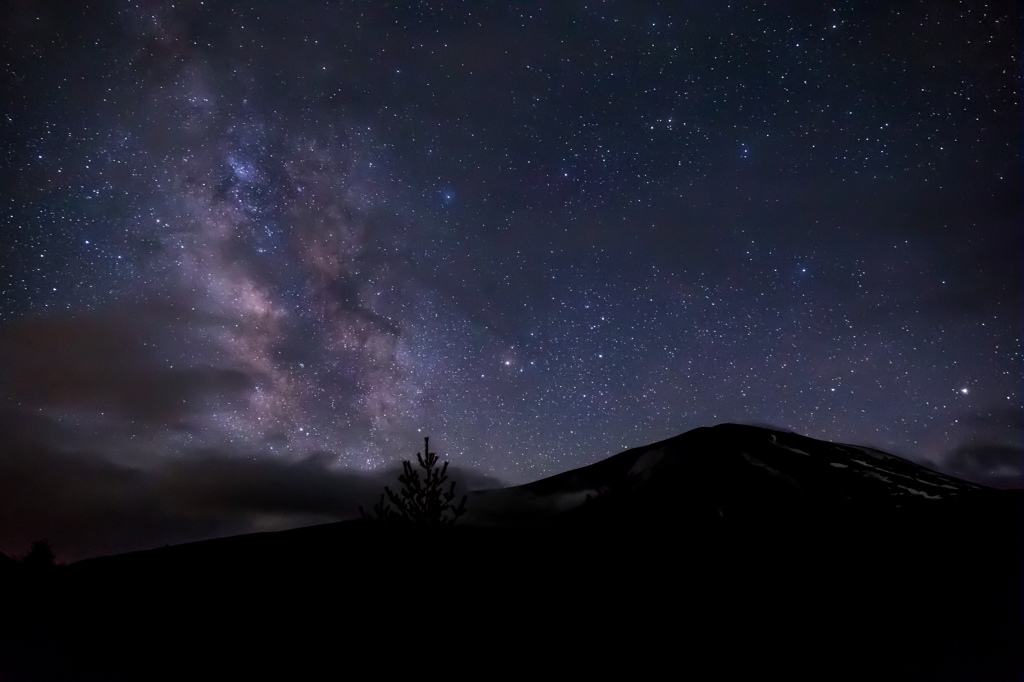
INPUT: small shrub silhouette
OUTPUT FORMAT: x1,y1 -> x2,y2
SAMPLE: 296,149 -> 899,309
23,539 -> 57,569
361,437 -> 468,525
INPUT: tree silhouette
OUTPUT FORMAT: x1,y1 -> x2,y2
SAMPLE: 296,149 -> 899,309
23,539 -> 57,569
361,437 -> 468,525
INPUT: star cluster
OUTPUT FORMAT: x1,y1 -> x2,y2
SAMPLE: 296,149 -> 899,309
0,0 -> 1020,518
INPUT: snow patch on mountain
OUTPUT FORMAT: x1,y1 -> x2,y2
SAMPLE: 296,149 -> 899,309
627,447 -> 666,479
740,452 -> 804,492
776,443 -> 812,457
900,487 -> 942,500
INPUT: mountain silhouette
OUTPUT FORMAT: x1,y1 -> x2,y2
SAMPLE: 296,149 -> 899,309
1,424 -> 1020,681
461,423 -> 985,528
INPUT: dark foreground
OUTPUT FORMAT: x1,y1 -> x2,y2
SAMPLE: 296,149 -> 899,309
2,490 -> 1021,681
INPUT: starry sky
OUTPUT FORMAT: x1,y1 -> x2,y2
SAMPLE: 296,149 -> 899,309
1,1 -> 1020,560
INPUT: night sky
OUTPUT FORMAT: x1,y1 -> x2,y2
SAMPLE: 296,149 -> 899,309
1,1 -> 1020,560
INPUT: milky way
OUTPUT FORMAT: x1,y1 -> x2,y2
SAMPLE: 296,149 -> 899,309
0,1 -> 1020,558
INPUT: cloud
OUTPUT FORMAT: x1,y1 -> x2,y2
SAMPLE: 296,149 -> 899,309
0,301 -> 262,426
936,406 -> 1024,489
943,444 -> 1023,490
0,294 -> 505,563
157,448 -> 504,522
0,406 -> 505,563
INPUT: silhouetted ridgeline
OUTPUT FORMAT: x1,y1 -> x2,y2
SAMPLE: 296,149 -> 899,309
1,424 -> 1020,681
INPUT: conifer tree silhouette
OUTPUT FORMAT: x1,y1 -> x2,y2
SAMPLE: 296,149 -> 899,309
361,437 -> 468,525
22,539 -> 57,569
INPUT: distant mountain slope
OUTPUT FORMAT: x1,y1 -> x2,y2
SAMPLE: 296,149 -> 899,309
461,423 -> 984,527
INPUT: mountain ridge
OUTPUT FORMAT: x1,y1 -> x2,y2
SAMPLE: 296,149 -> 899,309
460,422 -> 989,528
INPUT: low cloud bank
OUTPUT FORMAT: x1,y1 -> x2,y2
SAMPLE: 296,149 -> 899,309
0,407 -> 504,563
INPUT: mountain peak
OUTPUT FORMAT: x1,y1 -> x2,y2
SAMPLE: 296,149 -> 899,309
462,423 -> 983,527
